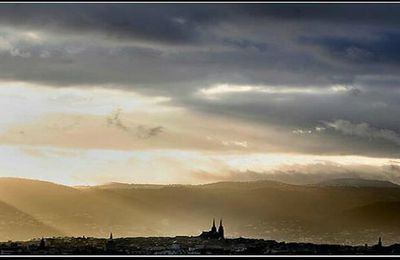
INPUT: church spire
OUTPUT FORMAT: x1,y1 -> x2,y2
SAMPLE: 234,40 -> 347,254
218,218 -> 224,239
211,218 -> 217,232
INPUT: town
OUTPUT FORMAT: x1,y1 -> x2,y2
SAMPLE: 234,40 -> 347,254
0,219 -> 399,255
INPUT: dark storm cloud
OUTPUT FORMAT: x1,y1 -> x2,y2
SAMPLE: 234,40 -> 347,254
2,4 -> 400,88
2,4 -> 400,46
302,31 -> 400,64
241,4 -> 400,25
2,4 -> 400,157
0,4 -> 201,44
0,4 -> 400,46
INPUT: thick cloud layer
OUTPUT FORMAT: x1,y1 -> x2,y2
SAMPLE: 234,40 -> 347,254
1,4 -> 400,158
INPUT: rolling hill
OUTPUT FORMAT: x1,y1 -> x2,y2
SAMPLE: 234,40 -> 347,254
315,178 -> 399,188
1,177 -> 400,245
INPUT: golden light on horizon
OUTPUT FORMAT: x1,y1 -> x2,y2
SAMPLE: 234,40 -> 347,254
0,81 -> 398,186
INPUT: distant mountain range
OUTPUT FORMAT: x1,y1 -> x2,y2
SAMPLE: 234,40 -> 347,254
314,178 -> 399,188
1,177 -> 400,245
76,182 -> 168,190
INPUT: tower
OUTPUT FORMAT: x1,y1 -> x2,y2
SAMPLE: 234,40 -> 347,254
211,218 -> 217,233
378,237 -> 382,247
218,219 -> 224,239
106,232 -> 115,252
39,237 -> 46,249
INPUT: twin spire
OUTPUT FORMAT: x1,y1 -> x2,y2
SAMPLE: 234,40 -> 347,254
217,218 -> 224,238
212,218 -> 224,239
212,218 -> 223,228
199,217 -> 225,239
211,218 -> 217,232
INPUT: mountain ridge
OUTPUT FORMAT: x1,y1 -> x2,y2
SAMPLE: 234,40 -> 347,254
3,176 -> 399,189
314,178 -> 399,188
2,176 -> 400,244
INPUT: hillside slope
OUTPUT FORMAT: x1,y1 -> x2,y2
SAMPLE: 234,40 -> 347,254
2,178 -> 400,244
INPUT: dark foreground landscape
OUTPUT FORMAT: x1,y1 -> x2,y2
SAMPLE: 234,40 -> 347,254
0,236 -> 397,255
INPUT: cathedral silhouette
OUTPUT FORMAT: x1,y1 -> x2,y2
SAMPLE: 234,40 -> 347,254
199,218 -> 224,239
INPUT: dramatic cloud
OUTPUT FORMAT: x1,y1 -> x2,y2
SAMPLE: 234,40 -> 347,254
0,4 -> 400,184
106,108 -> 164,139
324,119 -> 400,146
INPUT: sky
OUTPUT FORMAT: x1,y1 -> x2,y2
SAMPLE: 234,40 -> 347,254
1,3 -> 400,185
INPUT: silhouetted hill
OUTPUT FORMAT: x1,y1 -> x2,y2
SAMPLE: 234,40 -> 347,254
2,177 -> 400,244
315,178 -> 399,188
344,201 -> 400,229
0,177 -> 80,215
94,182 -> 164,190
0,177 -> 76,192
76,182 -> 183,190
198,180 -> 294,190
0,200 -> 63,241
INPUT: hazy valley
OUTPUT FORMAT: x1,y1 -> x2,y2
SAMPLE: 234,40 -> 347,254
1,177 -> 400,245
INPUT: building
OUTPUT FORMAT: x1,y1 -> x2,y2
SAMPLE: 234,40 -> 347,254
218,219 -> 224,239
39,238 -> 46,249
199,218 -> 224,240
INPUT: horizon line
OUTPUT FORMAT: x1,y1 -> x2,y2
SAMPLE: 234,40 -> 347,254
0,175 -> 398,188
